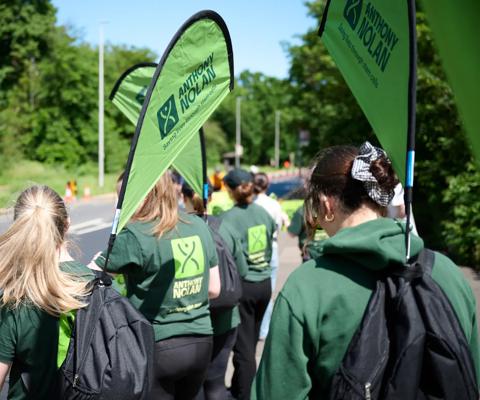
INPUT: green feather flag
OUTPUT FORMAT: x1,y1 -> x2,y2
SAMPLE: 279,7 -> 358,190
109,10 -> 233,240
110,63 -> 205,199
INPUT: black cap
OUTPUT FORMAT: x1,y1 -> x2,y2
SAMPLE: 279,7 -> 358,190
223,168 -> 252,189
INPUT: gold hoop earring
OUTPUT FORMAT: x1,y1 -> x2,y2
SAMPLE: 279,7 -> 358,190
325,213 -> 335,222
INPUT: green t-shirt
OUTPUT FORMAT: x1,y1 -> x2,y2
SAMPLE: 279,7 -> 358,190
220,203 -> 276,282
209,217 -> 248,335
0,261 -> 94,400
287,206 -> 328,259
95,212 -> 218,341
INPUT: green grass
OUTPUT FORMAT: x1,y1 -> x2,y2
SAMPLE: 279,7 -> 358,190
279,199 -> 304,220
0,161 -> 120,208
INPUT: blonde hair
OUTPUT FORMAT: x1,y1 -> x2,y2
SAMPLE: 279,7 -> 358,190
0,185 -> 89,316
133,173 -> 179,237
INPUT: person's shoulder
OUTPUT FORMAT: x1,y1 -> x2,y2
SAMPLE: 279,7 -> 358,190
178,212 -> 213,237
60,260 -> 95,280
431,251 -> 475,298
280,257 -> 334,297
250,202 -> 275,222
124,220 -> 152,237
281,254 -> 376,300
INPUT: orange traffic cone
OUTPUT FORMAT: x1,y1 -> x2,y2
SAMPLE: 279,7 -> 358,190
83,186 -> 91,201
64,184 -> 74,204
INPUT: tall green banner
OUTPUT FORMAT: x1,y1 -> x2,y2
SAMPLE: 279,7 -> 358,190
111,10 -> 233,236
319,0 -> 416,184
421,0 -> 480,164
110,64 -> 205,198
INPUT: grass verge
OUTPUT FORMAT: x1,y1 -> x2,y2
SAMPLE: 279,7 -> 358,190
0,161 -> 119,208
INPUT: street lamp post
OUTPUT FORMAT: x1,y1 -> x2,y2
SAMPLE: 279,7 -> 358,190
98,22 -> 106,188
274,110 -> 281,168
235,96 -> 242,168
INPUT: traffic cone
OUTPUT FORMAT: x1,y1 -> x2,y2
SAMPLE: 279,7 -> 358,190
64,184 -> 74,204
83,186 -> 91,201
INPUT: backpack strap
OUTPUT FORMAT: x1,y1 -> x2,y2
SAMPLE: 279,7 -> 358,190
410,248 -> 436,276
387,248 -> 436,281
206,215 -> 222,232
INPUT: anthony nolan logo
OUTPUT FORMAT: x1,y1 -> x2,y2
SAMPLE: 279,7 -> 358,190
248,225 -> 267,254
135,86 -> 148,105
157,94 -> 179,139
172,236 -> 204,279
344,0 -> 363,30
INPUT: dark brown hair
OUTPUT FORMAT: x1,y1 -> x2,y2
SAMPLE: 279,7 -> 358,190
253,173 -> 269,194
231,182 -> 254,206
304,145 -> 398,232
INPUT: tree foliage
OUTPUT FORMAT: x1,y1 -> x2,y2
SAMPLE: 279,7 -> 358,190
0,0 -> 156,172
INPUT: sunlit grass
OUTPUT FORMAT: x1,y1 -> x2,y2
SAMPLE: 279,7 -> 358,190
0,161 -> 120,208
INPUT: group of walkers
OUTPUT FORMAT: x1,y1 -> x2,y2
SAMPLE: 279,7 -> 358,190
0,142 -> 479,400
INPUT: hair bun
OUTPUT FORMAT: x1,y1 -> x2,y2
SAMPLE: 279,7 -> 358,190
369,157 -> 398,192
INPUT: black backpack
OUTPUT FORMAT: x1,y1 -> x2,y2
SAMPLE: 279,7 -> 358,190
56,276 -> 154,399
328,249 -> 479,400
207,216 -> 243,311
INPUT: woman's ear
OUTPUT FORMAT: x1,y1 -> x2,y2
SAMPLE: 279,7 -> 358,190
320,194 -> 336,222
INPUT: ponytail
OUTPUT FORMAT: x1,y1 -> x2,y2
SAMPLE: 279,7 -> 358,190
232,182 -> 254,206
0,186 -> 89,316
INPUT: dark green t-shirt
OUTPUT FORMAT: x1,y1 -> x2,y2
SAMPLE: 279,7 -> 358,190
95,212 -> 218,341
209,217 -> 248,335
0,261 -> 94,400
287,206 -> 328,259
220,203 -> 276,282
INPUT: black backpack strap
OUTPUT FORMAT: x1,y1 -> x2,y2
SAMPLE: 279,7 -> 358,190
206,215 -> 221,232
410,248 -> 435,276
387,248 -> 436,281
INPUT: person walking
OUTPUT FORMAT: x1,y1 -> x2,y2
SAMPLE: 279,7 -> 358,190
182,183 -> 248,400
220,169 -> 276,400
0,185 -> 93,399
92,173 -> 221,400
287,204 -> 328,262
253,143 -> 480,399
252,172 -> 289,340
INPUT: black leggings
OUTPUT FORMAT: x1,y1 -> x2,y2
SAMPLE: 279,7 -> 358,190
149,334 -> 213,400
196,328 -> 238,400
231,279 -> 272,400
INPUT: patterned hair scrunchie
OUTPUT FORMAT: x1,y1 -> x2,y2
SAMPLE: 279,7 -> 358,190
351,141 -> 394,207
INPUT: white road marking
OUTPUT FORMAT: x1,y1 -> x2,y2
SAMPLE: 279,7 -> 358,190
69,218 -> 112,235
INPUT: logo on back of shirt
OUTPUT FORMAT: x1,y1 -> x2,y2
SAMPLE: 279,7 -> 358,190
172,235 -> 204,279
248,224 -> 267,254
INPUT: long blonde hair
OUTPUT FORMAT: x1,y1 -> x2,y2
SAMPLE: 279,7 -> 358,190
133,173 -> 179,237
0,185 -> 89,316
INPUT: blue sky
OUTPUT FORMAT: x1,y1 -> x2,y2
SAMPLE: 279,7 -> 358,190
51,0 -> 317,78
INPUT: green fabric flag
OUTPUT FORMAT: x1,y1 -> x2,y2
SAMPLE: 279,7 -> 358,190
110,63 -> 205,198
319,0 -> 416,184
422,0 -> 480,164
113,10 -> 233,234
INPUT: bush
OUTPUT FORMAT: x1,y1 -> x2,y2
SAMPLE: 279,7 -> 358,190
442,162 -> 480,268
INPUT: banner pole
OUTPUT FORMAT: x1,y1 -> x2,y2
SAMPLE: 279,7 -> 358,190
199,127 -> 208,216
405,0 -> 417,262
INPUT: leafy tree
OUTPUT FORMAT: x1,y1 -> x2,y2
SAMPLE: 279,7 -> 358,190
213,71 -> 297,166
